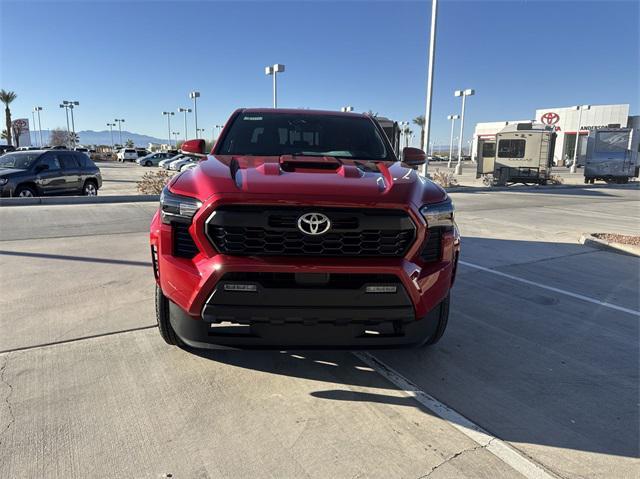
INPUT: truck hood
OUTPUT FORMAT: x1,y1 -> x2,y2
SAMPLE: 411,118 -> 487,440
170,155 -> 447,206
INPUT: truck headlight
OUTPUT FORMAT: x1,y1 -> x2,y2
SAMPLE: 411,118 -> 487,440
419,198 -> 454,230
160,186 -> 202,224
0,178 -> 8,186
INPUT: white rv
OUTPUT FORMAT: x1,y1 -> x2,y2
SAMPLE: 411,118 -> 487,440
477,123 -> 556,186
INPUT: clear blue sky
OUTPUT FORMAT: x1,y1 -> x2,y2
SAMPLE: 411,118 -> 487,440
2,0 -> 638,145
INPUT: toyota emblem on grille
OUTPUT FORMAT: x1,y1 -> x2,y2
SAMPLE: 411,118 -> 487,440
297,212 -> 331,235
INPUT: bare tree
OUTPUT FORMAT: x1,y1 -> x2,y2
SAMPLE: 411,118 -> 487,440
50,128 -> 71,147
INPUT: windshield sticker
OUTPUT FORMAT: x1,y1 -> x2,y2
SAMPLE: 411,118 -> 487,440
243,116 -> 263,121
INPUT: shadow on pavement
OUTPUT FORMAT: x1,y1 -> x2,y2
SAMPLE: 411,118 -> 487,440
189,236 -> 638,461
0,249 -> 151,267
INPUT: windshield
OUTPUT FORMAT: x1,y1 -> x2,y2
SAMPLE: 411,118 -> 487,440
218,113 -> 391,160
0,152 -> 41,169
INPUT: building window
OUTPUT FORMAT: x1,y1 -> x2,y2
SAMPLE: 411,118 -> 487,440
595,131 -> 629,153
482,142 -> 496,157
497,139 -> 526,158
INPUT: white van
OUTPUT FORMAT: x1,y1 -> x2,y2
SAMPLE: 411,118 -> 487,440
117,148 -> 138,162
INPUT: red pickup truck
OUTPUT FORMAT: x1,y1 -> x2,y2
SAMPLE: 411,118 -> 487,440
150,108 -> 460,349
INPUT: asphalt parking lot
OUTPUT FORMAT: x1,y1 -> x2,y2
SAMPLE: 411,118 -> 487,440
0,186 -> 638,478
95,160 -> 156,195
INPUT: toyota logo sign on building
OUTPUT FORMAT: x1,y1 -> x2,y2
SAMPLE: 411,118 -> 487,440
540,112 -> 560,125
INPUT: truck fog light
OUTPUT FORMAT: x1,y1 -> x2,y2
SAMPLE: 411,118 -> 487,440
223,284 -> 257,292
366,285 -> 397,294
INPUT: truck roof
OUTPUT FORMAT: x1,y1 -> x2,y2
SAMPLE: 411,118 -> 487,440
240,108 -> 368,118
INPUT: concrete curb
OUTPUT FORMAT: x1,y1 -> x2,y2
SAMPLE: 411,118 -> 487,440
579,234 -> 640,257
445,182 -> 639,193
0,194 -> 159,207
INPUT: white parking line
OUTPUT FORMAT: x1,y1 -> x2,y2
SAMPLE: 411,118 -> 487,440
460,260 -> 640,317
354,352 -> 559,479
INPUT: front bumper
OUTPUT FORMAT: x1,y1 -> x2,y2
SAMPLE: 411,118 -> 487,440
151,198 -> 460,348
169,296 -> 441,349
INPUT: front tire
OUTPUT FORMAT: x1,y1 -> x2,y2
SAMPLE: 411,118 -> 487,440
145,160 -> 152,167
156,284 -> 183,346
422,294 -> 450,347
82,180 -> 98,196
15,185 -> 37,197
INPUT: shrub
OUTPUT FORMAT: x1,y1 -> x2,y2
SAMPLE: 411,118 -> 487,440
137,170 -> 172,194
548,174 -> 564,185
431,169 -> 458,188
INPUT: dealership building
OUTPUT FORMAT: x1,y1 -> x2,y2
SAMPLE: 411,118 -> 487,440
473,103 -> 639,165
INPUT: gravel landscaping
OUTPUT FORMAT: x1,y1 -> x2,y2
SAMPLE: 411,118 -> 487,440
592,233 -> 640,246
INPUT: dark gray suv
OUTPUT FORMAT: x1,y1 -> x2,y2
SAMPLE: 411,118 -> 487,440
0,150 -> 102,197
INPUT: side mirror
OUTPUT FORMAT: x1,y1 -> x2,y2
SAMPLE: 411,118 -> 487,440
35,164 -> 49,173
180,139 -> 207,157
402,147 -> 426,166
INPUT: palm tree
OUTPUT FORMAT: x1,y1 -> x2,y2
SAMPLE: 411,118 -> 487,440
125,139 -> 135,148
412,115 -> 425,150
0,90 -> 17,146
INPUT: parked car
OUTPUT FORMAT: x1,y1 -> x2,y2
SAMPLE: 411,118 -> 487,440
0,149 -> 102,197
74,147 -> 91,158
0,145 -> 16,155
179,161 -> 198,172
159,154 -> 185,169
151,108 -> 460,349
168,156 -> 196,171
137,152 -> 173,167
117,148 -> 138,162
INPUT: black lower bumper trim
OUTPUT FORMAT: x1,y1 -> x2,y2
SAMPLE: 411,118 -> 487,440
169,302 -> 440,349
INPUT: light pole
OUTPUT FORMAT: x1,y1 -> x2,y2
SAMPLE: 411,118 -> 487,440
106,123 -> 116,149
215,124 -> 224,141
114,119 -> 125,146
265,63 -> 285,108
34,107 -> 43,147
162,111 -> 175,147
62,100 -> 80,147
59,103 -> 71,145
31,109 -> 38,146
570,104 -> 591,173
422,0 -> 439,176
340,106 -> 354,112
172,131 -> 180,144
196,128 -> 206,138
398,122 -> 407,157
454,89 -> 475,175
446,114 -> 459,168
178,107 -> 191,140
189,91 -> 200,137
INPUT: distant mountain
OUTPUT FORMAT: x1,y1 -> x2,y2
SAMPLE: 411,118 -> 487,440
29,130 -> 167,147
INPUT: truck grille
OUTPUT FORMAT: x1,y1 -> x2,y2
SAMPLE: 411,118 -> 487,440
173,224 -> 199,258
206,205 -> 415,257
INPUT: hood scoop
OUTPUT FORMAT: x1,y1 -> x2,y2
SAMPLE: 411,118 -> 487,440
279,155 -> 341,172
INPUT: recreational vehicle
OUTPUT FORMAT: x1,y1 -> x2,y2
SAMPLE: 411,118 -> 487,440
477,123 -> 555,186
